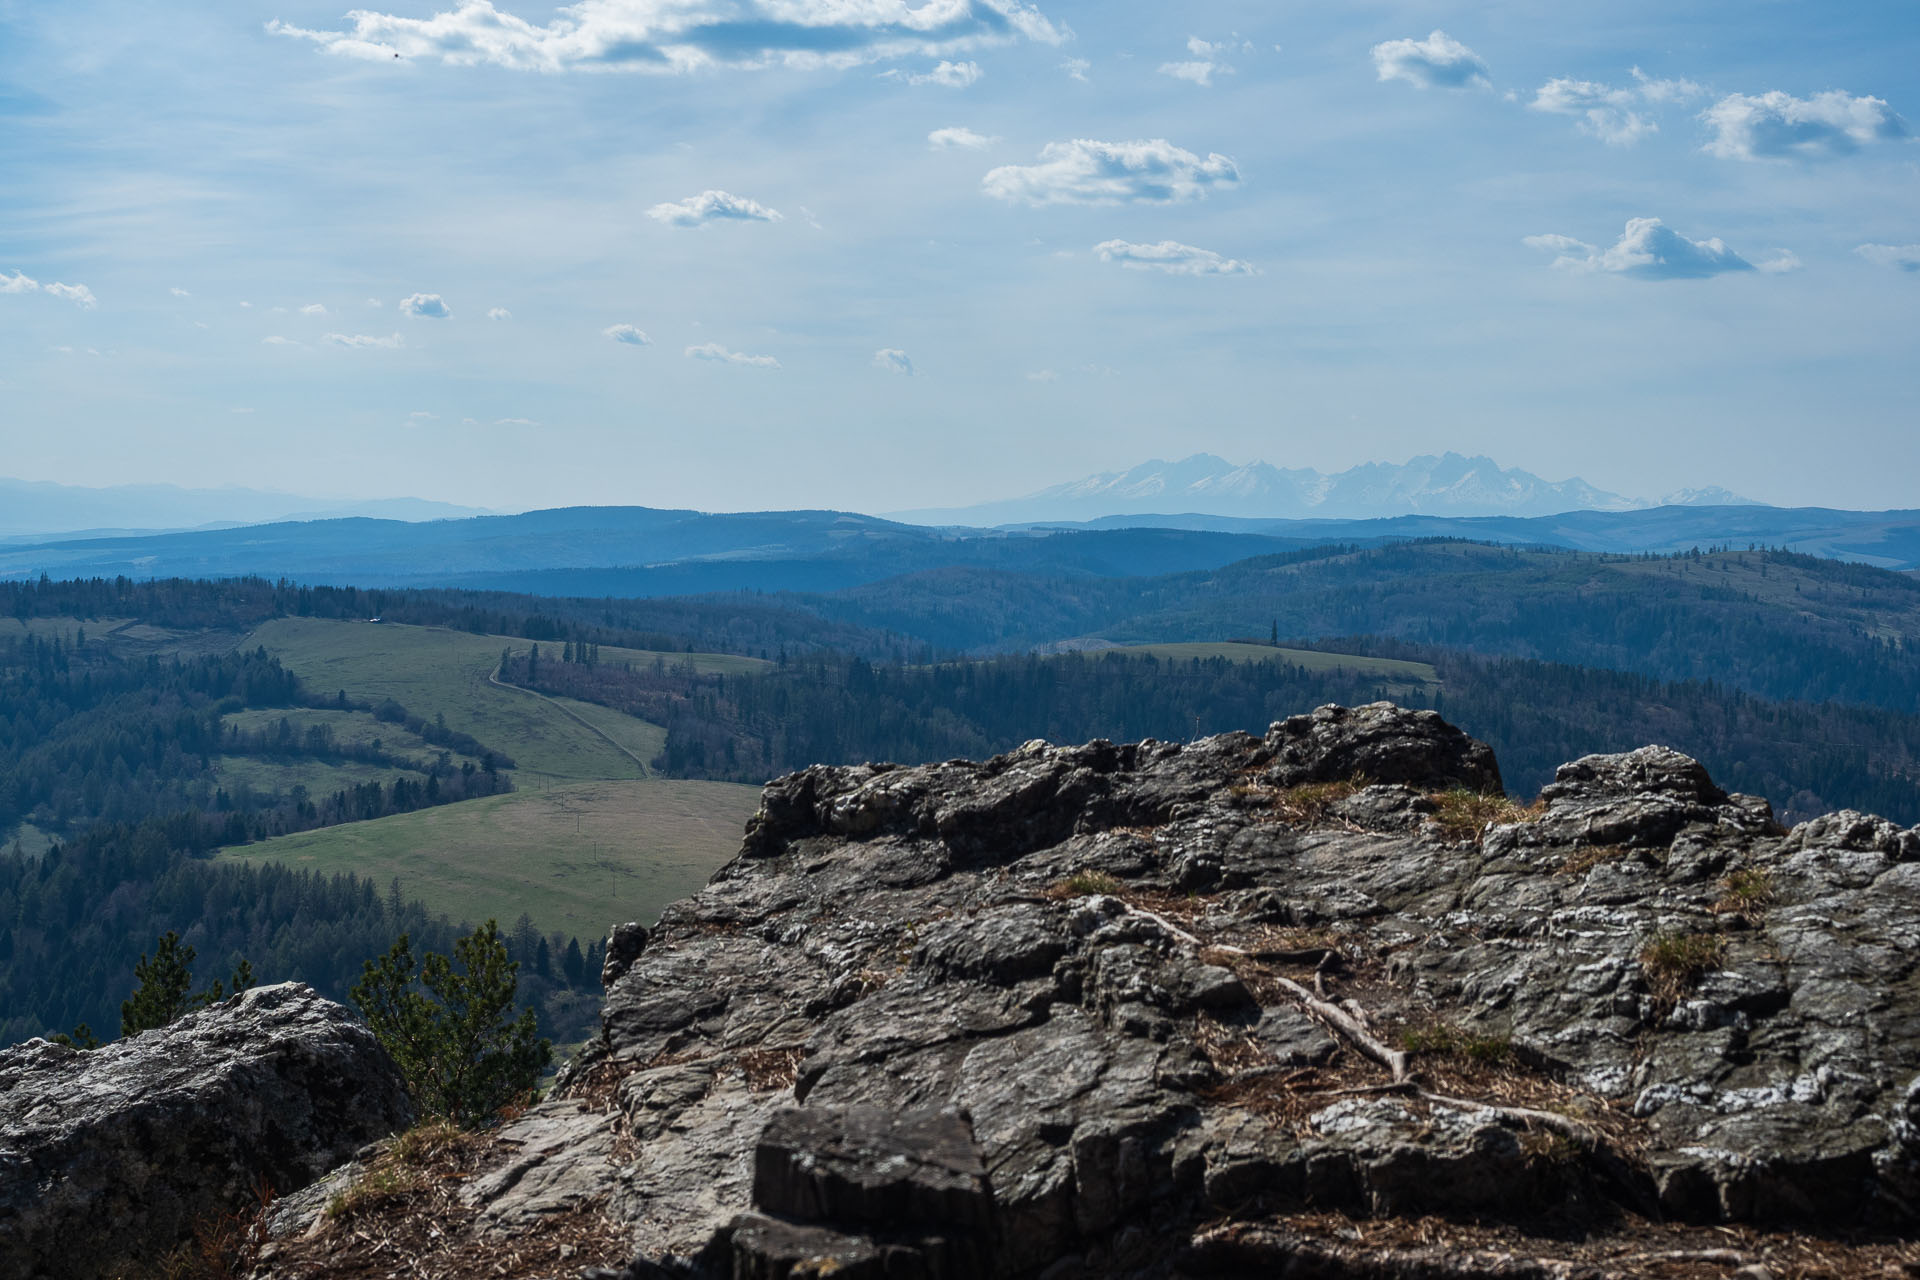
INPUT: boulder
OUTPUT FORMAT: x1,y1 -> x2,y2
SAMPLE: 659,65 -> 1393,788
0,982 -> 410,1280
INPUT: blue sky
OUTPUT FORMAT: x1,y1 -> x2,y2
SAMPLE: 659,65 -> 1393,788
1,0 -> 1915,513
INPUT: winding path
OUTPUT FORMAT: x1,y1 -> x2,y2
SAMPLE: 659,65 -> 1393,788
488,667 -> 653,778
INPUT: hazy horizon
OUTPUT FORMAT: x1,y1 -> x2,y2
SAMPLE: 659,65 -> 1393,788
3,1 -> 1915,514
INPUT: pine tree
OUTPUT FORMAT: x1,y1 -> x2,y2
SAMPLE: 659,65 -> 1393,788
121,931 -> 198,1036
350,921 -> 551,1127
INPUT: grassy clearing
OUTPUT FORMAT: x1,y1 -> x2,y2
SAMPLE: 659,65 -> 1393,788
1088,641 -> 1439,689
215,778 -> 760,938
212,754 -> 411,797
244,618 -> 760,786
1,821 -> 58,857
221,707 -> 479,770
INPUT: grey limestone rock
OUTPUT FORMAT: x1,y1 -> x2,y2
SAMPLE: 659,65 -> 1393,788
0,982 -> 410,1280
469,704 -> 1920,1275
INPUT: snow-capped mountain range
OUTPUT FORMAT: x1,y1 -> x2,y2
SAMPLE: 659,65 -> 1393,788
889,454 -> 1759,526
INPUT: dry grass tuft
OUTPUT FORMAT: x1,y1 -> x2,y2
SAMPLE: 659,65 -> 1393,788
1639,931 -> 1728,1013
1045,869 -> 1127,899
1426,790 -> 1546,844
1273,777 -> 1367,825
1713,868 -> 1776,925
736,1047 -> 806,1092
1554,844 -> 1629,877
1397,1021 -> 1513,1065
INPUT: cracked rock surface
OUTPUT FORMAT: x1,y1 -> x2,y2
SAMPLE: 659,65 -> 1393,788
309,703 -> 1920,1277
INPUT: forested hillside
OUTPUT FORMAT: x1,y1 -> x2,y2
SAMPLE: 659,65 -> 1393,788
503,643 -> 1920,825
7,547 -> 1920,1048
0,619 -> 599,1045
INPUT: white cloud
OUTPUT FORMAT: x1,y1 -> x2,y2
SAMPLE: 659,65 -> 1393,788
1371,30 -> 1490,91
686,341 -> 779,368
261,335 -> 300,346
604,323 -> 652,345
170,286 -> 192,298
239,301 -> 252,308
266,0 -> 1063,74
1093,239 -> 1257,276
883,59 -> 981,87
1755,250 -> 1803,275
873,348 -> 914,375
44,282 -> 97,308
409,411 -> 438,424
928,126 -> 998,150
1630,67 -> 1703,104
647,189 -> 783,227
1856,243 -> 1920,272
0,270 -> 37,295
983,138 -> 1240,207
1026,369 -> 1057,382
399,292 -> 451,318
366,298 -> 384,307
1525,218 -> 1759,280
299,302 -> 328,315
325,332 -> 406,348
1703,90 -> 1907,160
1060,57 -> 1089,82
1159,35 -> 1235,86
1529,78 -> 1656,146
487,306 -> 513,320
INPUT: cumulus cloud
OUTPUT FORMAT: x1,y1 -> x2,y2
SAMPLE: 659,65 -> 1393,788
1093,239 -> 1256,276
266,0 -> 1062,75
1755,250 -> 1803,274
1060,57 -> 1089,82
1525,218 -> 1759,280
0,270 -> 36,295
1856,243 -> 1920,271
1530,77 -> 1658,146
300,302 -> 328,315
882,59 -> 981,87
928,126 -> 998,150
325,332 -> 406,348
487,306 -> 513,319
686,342 -> 779,368
170,286 -> 192,298
647,189 -> 783,227
1159,35 -> 1242,87
1703,90 -> 1907,160
603,323 -> 652,345
1629,67 -> 1703,104
873,348 -> 914,375
399,292 -> 451,318
983,138 -> 1240,207
1371,30 -> 1490,91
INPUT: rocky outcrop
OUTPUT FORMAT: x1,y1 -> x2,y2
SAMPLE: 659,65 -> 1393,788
285,703 -> 1920,1277
0,982 -> 410,1280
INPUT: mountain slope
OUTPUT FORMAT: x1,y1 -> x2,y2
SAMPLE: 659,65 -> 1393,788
888,452 -> 1755,524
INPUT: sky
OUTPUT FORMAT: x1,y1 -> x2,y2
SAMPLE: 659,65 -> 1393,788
1,0 -> 1916,514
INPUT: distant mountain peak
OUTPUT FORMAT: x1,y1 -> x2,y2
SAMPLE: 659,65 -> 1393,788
887,454 -> 1709,526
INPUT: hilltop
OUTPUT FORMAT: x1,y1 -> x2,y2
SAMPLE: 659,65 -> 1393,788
35,704 -> 1914,1278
